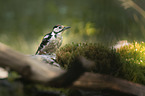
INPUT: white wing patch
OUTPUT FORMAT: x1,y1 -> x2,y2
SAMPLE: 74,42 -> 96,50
44,35 -> 49,39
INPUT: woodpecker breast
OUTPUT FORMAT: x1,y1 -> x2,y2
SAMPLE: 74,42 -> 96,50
43,32 -> 63,54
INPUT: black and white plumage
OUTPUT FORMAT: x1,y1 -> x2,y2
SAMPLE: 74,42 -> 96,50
35,25 -> 71,55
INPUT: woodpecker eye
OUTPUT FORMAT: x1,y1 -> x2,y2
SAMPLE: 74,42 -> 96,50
59,26 -> 62,29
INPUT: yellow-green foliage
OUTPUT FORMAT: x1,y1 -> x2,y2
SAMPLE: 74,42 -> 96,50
56,42 -> 145,85
117,41 -> 145,65
116,41 -> 145,84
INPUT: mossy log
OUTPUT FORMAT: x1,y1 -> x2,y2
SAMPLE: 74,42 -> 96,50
0,43 -> 145,96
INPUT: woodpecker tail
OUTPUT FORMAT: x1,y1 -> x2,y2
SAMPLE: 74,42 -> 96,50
35,46 -> 41,55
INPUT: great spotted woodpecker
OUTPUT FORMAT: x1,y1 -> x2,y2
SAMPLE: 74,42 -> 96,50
35,25 -> 71,55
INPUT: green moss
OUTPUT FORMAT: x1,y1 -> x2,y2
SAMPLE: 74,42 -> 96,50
56,42 -> 122,75
116,41 -> 145,84
56,42 -> 145,85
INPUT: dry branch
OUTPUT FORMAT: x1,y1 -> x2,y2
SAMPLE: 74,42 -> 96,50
0,43 -> 145,96
0,43 -> 65,83
72,72 -> 145,96
0,43 -> 88,87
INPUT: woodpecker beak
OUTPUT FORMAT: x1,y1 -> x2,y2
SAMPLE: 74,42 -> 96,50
63,26 -> 71,30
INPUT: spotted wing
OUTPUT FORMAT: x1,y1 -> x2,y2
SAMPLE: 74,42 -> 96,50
35,33 -> 52,55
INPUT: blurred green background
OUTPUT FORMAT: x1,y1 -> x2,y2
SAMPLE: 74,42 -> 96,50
0,0 -> 145,54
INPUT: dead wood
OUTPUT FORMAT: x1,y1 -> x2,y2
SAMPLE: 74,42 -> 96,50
0,43 -> 65,83
0,42 -> 145,96
73,72 -> 145,96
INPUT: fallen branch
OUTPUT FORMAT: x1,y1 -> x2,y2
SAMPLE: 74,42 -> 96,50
73,72 -> 145,96
0,43 -> 65,83
0,43 -> 145,96
0,43 -> 89,87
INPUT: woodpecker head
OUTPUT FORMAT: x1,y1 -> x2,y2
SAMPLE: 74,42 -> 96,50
52,25 -> 71,33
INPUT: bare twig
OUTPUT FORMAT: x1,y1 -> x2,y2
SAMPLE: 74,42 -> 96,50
120,0 -> 145,18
